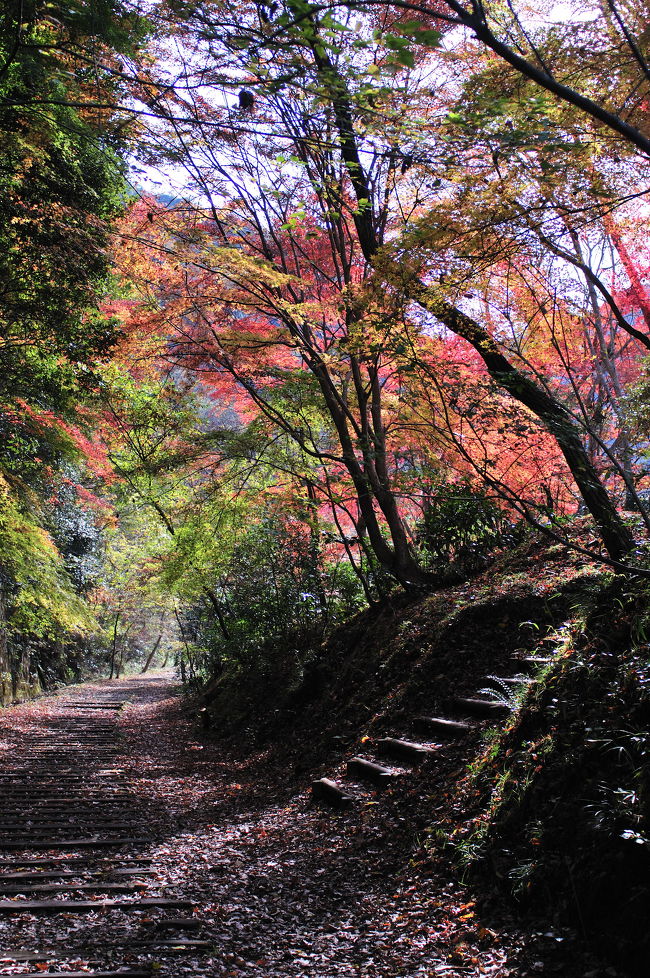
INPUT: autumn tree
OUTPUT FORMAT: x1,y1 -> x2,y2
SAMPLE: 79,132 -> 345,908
345,0 -> 650,158
118,0 -> 638,581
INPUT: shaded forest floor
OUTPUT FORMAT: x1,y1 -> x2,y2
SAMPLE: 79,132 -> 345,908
0,665 -> 631,977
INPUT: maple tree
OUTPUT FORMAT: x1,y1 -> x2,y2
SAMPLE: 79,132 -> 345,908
344,0 -> 650,158
1,6 -> 650,971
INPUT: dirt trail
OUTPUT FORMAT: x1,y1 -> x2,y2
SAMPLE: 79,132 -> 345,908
0,674 -> 619,977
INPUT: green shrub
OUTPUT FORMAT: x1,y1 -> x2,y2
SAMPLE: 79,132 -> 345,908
417,481 -> 520,571
180,514 -> 367,728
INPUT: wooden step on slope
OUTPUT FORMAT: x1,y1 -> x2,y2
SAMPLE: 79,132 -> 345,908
453,697 -> 510,718
376,738 -> 434,763
311,777 -> 355,808
412,716 -> 474,737
10,972 -> 150,978
0,838 -> 147,850
0,882 -> 144,894
346,756 -> 399,788
0,897 -> 192,913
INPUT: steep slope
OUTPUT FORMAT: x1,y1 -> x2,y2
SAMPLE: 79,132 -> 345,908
203,523 -> 650,974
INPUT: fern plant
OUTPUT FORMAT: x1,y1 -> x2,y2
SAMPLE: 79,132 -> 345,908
478,675 -> 531,710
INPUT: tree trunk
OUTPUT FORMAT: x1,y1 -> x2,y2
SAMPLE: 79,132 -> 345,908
203,587 -> 230,640
174,607 -> 194,680
310,356 -> 436,585
0,582 -> 9,706
141,630 -> 163,673
109,611 -> 120,680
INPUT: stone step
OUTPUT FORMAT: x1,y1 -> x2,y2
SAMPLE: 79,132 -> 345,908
311,778 -> 355,808
412,716 -> 474,737
140,939 -> 212,952
0,801 -> 132,808
453,697 -> 510,718
0,808 -> 134,816
376,738 -> 434,763
28,736 -> 116,740
346,757 -> 399,788
31,734 -> 116,737
0,796 -> 131,802
0,778 -> 133,788
0,951 -> 60,962
3,764 -> 103,782
0,786 -> 120,793
151,917 -> 202,931
0,792 -> 114,799
0,817 -> 137,824
0,775 -> 88,780
30,744 -> 117,763
0,787 -> 132,792
0,856 -> 153,866
0,897 -> 192,913
63,702 -> 125,707
0,822 -> 136,830
23,747 -> 117,751
27,742 -> 119,747
0,779 -> 115,784
28,728 -> 117,732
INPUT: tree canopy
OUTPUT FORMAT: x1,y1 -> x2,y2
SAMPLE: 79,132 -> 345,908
2,0 -> 650,697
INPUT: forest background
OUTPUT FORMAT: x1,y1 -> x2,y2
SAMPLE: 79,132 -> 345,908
4,1 -> 650,966
3,0 -> 650,701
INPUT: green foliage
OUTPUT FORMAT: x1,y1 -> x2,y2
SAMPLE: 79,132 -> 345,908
0,0 -> 144,697
0,2 -> 144,414
183,510 -> 366,727
417,481 -> 519,571
0,475 -> 96,641
477,674 -> 530,711
622,359 -> 650,453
